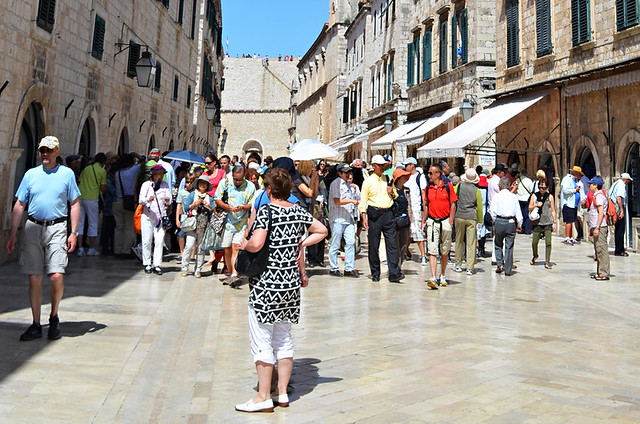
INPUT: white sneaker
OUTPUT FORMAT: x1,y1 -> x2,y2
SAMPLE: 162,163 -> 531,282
86,248 -> 100,256
466,269 -> 475,275
420,256 -> 428,266
439,275 -> 448,286
453,265 -> 463,272
77,247 -> 85,257
425,277 -> 438,290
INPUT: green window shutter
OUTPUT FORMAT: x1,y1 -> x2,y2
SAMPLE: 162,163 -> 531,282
414,38 -> 420,82
572,0 -> 591,45
126,42 -> 140,78
536,0 -> 552,57
407,43 -> 415,86
506,0 -> 519,67
91,15 -> 106,60
37,0 -> 56,32
389,58 -> 394,100
617,0 -> 639,31
459,9 -> 468,64
173,76 -> 179,101
187,85 -> 192,108
154,63 -> 162,92
423,30 -> 432,81
451,13 -> 458,69
439,19 -> 447,74
178,0 -> 185,25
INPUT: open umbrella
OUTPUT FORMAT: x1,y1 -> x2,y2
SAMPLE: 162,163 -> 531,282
289,139 -> 339,160
163,150 -> 205,165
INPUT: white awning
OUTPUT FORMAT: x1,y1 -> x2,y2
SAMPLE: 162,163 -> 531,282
328,134 -> 354,150
417,90 -> 551,159
396,107 -> 460,147
338,125 -> 384,153
370,120 -> 426,150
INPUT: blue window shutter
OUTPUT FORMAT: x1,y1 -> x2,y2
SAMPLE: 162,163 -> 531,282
506,0 -> 519,67
439,19 -> 447,74
407,42 -> 415,86
451,13 -> 458,69
459,9 -> 468,64
536,0 -> 552,57
423,30 -> 432,81
91,15 -> 106,60
572,0 -> 591,45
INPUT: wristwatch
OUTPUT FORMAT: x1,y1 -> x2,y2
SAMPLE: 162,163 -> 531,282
71,231 -> 79,236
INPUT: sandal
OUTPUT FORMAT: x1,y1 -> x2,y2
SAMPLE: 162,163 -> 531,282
530,256 -> 538,265
594,275 -> 610,281
495,266 -> 504,274
544,263 -> 552,269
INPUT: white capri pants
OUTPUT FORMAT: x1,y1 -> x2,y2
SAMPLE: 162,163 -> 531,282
141,213 -> 166,267
79,198 -> 99,237
248,305 -> 294,365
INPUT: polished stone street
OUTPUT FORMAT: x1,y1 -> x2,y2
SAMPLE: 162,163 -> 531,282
0,235 -> 639,423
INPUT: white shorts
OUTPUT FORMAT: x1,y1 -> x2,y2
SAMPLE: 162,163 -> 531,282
79,198 -> 99,237
410,209 -> 425,241
222,228 -> 245,247
248,305 -> 294,364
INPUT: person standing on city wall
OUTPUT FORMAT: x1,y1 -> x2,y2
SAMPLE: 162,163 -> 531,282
5,136 -> 81,341
77,152 -> 107,256
490,176 -> 523,276
609,172 -> 633,256
359,155 -> 403,283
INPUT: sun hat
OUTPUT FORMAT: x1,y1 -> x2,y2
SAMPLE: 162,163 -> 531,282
195,174 -> 212,191
570,165 -> 583,175
392,168 -> 411,181
150,164 -> 166,175
461,168 -> 480,184
371,155 -> 386,165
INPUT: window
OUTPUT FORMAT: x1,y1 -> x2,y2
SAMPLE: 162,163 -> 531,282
452,8 -> 468,68
202,55 -> 213,102
506,0 -> 520,67
616,0 -> 639,31
186,85 -> 192,108
350,87 -> 357,120
126,42 -> 141,78
439,18 -> 448,74
178,0 -> 185,25
159,0 -> 169,8
343,95 -> 349,123
191,0 -> 197,39
154,63 -> 162,92
386,55 -> 394,102
36,0 -> 56,32
423,29 -> 432,81
571,0 -> 590,46
536,0 -> 553,57
91,15 -> 106,60
407,42 -> 415,87
173,76 -> 179,102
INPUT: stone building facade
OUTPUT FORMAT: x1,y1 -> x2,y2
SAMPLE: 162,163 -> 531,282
220,57 -> 299,159
0,0 -> 224,264
494,0 -> 640,248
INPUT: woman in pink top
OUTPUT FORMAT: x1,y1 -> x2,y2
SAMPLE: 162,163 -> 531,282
203,154 -> 226,270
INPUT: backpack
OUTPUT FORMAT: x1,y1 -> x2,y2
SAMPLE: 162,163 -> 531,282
606,193 -> 618,225
415,171 -> 425,211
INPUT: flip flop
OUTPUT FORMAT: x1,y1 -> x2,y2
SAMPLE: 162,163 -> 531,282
530,256 -> 538,265
544,263 -> 552,269
594,275 -> 610,281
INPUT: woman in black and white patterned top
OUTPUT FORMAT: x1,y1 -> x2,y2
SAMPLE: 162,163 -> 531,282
235,167 -> 327,413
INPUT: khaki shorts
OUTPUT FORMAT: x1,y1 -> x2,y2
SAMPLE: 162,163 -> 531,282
19,220 -> 68,275
425,217 -> 452,256
222,228 -> 245,247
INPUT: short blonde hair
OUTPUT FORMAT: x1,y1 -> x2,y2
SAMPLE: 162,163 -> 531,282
536,169 -> 546,179
297,160 -> 313,177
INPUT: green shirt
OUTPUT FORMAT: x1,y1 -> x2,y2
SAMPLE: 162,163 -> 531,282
78,163 -> 106,200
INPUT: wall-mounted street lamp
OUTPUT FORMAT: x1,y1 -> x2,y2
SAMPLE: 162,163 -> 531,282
205,103 -> 216,121
383,117 -> 393,134
220,128 -> 228,153
459,97 -> 475,122
115,42 -> 157,88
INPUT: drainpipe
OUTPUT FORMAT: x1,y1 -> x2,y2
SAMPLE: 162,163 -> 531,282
605,88 -> 613,180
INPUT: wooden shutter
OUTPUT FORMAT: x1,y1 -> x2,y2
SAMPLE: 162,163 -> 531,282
178,0 -> 185,25
37,0 -> 56,32
459,9 -> 468,64
414,38 -> 420,82
506,0 -> 519,67
616,0 -> 639,31
439,19 -> 447,74
187,85 -> 192,108
91,15 -> 106,60
343,96 -> 349,123
536,0 -> 552,57
451,13 -> 458,69
126,42 -> 141,78
407,42 -> 415,86
572,0 -> 591,45
423,30 -> 432,81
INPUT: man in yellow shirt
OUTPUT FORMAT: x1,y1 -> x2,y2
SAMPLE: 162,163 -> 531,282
359,155 -> 403,282
77,153 -> 107,256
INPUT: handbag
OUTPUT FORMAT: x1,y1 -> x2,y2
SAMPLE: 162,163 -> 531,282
180,214 -> 197,232
483,211 -> 493,228
154,188 -> 172,231
395,214 -> 411,228
118,172 -> 136,211
134,204 -> 143,235
210,184 -> 229,234
235,205 -> 272,278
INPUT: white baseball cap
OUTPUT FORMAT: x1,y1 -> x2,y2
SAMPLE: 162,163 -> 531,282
370,155 -> 386,165
620,172 -> 633,181
38,136 -> 60,150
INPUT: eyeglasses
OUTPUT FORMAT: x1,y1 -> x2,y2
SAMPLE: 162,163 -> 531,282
204,161 -> 213,165
39,147 -> 54,154
185,181 -> 194,184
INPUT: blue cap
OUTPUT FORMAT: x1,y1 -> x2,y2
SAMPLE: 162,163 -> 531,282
588,176 -> 604,186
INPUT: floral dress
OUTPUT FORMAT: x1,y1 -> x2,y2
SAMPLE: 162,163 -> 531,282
249,204 -> 313,324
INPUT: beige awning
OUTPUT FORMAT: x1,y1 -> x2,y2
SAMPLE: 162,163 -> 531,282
338,125 -> 384,153
396,107 -> 460,147
370,120 -> 426,150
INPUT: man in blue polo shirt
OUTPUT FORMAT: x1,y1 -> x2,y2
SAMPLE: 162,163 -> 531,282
5,136 -> 81,341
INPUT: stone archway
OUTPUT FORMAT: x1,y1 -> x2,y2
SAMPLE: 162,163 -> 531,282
13,102 -> 44,194
577,147 -> 596,179
241,139 -> 264,159
117,128 -> 129,155
624,141 -> 640,218
571,135 -> 600,176
77,117 -> 97,157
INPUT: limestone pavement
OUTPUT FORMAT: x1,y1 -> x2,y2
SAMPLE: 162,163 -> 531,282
0,235 -> 639,423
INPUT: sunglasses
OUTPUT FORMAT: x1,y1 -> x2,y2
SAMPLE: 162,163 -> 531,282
39,147 -> 54,153
185,181 -> 194,184
427,171 -> 440,175
233,178 -> 244,182
204,161 -> 213,165
539,186 -> 547,190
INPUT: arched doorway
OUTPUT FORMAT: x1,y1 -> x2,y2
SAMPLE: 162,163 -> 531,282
168,139 -> 175,151
242,139 -> 264,159
625,142 -> 640,218
78,118 -> 96,157
117,128 -> 129,155
148,135 -> 156,153
538,149 -> 556,194
578,147 -> 596,179
14,103 -> 43,194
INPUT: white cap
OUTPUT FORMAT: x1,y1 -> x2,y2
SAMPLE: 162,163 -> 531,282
38,136 -> 60,150
620,172 -> 633,181
370,155 -> 386,165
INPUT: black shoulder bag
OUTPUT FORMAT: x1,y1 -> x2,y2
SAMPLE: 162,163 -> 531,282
235,204 -> 272,278
118,172 -> 136,211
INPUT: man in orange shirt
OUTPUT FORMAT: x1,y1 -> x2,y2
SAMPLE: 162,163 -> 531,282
422,163 -> 457,289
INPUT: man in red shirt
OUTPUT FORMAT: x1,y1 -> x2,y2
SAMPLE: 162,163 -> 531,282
421,163 -> 457,289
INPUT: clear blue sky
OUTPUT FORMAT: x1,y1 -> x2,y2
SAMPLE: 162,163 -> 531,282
221,0 -> 328,59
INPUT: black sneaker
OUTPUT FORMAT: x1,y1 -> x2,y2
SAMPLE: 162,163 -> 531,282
343,270 -> 359,278
153,267 -> 163,275
48,315 -> 61,340
20,323 -> 42,341
389,273 -> 405,283
329,270 -> 342,277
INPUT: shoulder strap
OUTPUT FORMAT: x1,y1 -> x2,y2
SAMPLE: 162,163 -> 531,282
118,172 -> 125,196
415,172 -> 424,211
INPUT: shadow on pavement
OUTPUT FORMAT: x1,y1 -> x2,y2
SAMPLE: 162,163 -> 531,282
289,357 -> 342,402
